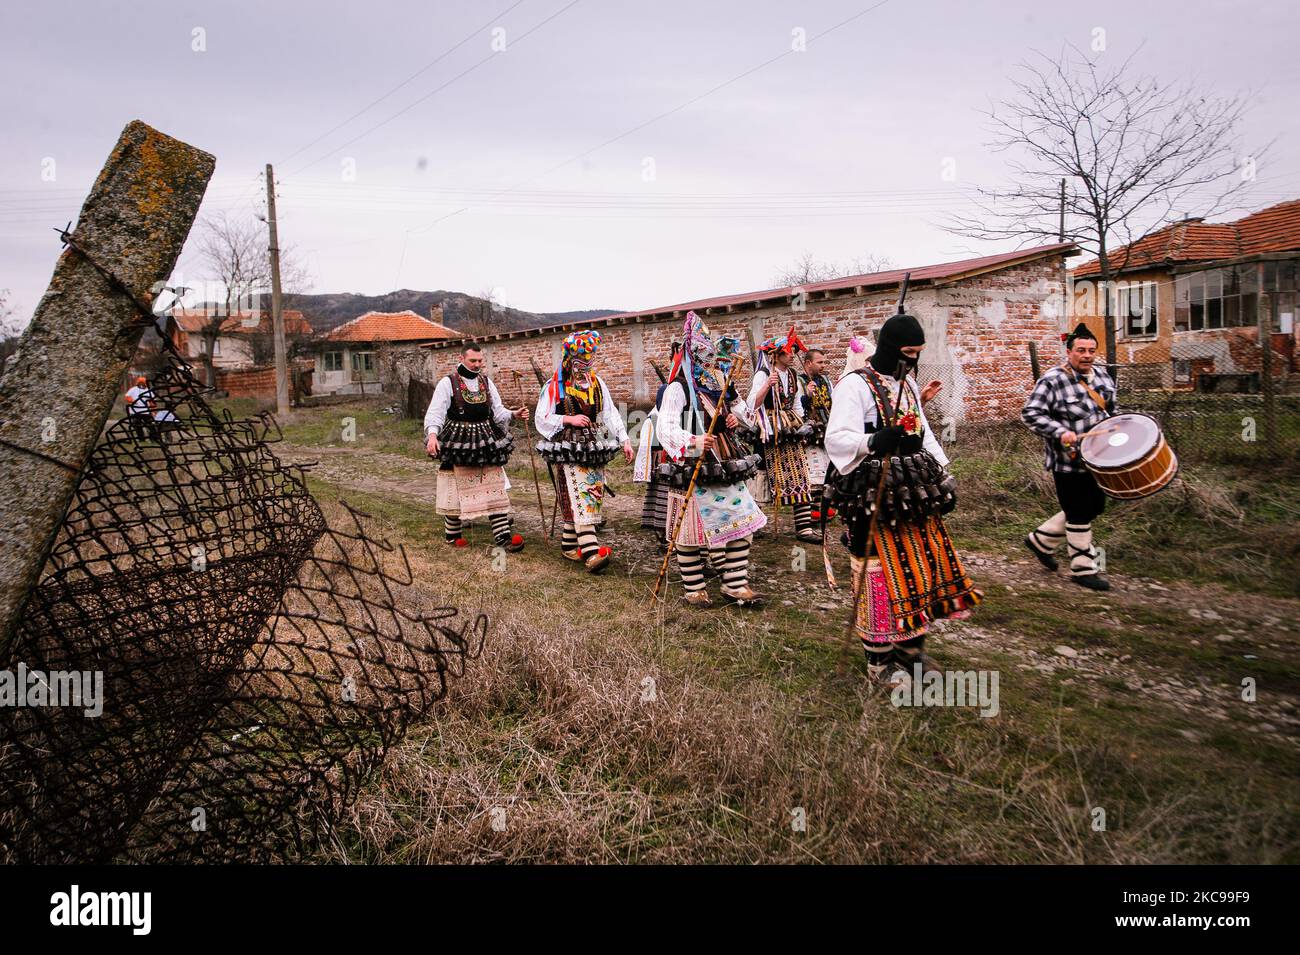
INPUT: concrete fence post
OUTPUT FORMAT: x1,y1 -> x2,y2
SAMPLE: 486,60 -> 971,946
0,120 -> 215,651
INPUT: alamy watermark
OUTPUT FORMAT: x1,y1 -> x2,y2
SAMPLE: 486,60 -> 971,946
890,664 -> 1000,718
0,663 -> 103,717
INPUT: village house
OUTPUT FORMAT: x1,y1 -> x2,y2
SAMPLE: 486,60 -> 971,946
166,308 -> 313,369
314,307 -> 458,395
1071,198 -> 1300,390
409,243 -> 1079,425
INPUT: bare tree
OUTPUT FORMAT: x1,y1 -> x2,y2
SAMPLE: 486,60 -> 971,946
0,290 -> 22,372
947,46 -> 1262,367
192,211 -> 309,385
773,251 -> 893,288
451,287 -> 504,338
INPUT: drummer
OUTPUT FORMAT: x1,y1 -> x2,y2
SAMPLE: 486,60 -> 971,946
1020,322 -> 1116,591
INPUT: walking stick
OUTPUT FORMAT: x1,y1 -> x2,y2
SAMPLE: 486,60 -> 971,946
511,369 -> 550,544
527,357 -> 561,538
653,355 -> 745,599
769,367 -> 786,536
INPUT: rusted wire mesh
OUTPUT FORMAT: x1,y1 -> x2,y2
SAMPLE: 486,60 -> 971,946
0,342 -> 484,863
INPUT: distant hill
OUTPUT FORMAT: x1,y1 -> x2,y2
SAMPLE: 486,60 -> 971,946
280,289 -> 623,336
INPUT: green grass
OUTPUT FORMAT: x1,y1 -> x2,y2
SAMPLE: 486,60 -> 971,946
256,398 -> 1300,863
948,433 -> 1300,599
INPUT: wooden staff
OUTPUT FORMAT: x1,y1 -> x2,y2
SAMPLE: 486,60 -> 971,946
767,361 -> 787,535
652,355 -> 745,599
528,356 -> 561,538
511,369 -> 549,544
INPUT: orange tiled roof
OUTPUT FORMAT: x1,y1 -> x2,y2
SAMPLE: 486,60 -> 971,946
321,309 -> 459,343
1073,199 -> 1300,277
170,309 -> 312,336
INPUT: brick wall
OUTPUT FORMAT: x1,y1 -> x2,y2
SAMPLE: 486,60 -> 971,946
404,257 -> 1068,423
215,365 -> 303,401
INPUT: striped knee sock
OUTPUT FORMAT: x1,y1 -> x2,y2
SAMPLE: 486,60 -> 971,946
576,524 -> 600,559
677,546 -> 706,593
793,501 -> 813,533
444,516 -> 463,542
561,521 -> 578,552
721,537 -> 750,589
489,513 -> 513,545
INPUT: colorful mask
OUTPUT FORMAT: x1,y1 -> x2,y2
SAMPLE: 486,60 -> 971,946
548,329 -> 601,402
669,311 -> 739,423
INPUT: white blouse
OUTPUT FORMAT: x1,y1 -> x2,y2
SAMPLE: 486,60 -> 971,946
423,373 -> 513,438
824,371 -> 949,475
656,380 -> 749,461
533,377 -> 629,443
744,366 -> 804,428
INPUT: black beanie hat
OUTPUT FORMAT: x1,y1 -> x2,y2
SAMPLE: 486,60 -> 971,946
869,312 -> 926,376
1064,322 -> 1097,348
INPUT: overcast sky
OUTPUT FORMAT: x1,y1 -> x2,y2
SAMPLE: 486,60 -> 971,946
2,0 -> 1297,324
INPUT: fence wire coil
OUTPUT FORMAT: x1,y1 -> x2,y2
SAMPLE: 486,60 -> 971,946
0,345 -> 485,863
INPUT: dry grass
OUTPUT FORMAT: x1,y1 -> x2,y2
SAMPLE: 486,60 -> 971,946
242,399 -> 1300,865
302,494 -> 1295,864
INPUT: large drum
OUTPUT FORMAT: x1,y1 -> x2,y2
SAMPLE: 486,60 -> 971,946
1078,413 -> 1179,500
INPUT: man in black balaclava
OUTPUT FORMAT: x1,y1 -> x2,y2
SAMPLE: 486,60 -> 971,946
822,313 -> 982,685
869,312 -> 926,378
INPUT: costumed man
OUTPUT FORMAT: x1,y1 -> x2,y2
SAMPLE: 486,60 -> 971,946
423,343 -> 529,552
824,318 -> 982,682
799,348 -> 836,526
656,312 -> 766,606
534,330 -> 633,573
1020,322 -> 1116,591
636,341 -> 681,548
747,329 -> 820,544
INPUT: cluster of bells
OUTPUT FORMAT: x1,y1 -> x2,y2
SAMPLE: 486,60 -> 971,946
828,450 -> 958,527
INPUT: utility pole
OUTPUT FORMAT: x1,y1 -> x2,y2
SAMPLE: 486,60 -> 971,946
265,164 -> 289,416
1058,178 -> 1069,338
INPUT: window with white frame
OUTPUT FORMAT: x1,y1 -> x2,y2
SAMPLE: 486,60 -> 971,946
1116,281 -> 1158,338
1174,266 -> 1259,332
351,350 -> 376,379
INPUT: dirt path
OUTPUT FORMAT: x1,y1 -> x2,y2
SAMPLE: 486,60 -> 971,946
276,441 -> 1300,749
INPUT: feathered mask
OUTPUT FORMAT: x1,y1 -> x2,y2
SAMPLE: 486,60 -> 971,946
758,326 -> 807,357
667,311 -> 738,425
548,329 -> 601,402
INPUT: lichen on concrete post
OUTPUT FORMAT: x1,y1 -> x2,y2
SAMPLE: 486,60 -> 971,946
0,120 -> 215,650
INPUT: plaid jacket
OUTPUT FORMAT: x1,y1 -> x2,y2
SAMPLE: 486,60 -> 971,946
1021,364 -> 1117,473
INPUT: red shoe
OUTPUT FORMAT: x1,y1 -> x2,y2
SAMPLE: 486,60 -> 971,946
505,533 -> 525,553
826,507 -> 837,519
811,509 -> 822,521
447,537 -> 468,548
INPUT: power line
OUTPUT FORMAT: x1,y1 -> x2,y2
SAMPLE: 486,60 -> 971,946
405,0 -> 894,238
277,0 -> 529,166
285,0 -> 583,178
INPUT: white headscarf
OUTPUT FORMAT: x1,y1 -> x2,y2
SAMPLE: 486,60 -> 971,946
841,334 -> 870,377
